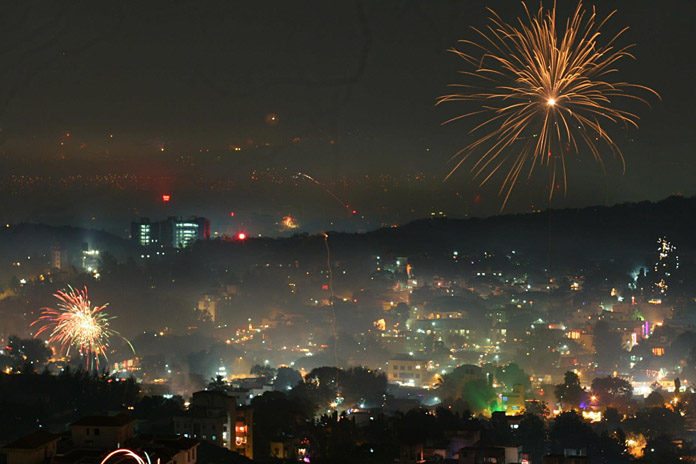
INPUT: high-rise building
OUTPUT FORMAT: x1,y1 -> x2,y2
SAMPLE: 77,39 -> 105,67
50,243 -> 68,270
131,218 -> 158,247
131,217 -> 210,248
171,218 -> 207,248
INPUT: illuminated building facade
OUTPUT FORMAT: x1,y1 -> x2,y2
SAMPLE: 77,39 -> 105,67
172,221 -> 200,248
234,407 -> 253,459
174,390 -> 252,457
498,384 -> 525,414
387,356 -> 429,387
174,390 -> 235,449
131,218 -> 157,247
131,216 -> 210,248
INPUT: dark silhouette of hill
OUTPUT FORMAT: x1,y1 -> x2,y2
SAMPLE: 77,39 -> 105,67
361,195 -> 695,266
190,195 -> 695,276
2,195 -> 694,275
0,223 -> 137,269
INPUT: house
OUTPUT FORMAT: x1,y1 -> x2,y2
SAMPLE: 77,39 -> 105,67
1,430 -> 60,464
5,415 -> 201,464
70,414 -> 136,449
459,444 -> 522,464
147,436 -> 200,464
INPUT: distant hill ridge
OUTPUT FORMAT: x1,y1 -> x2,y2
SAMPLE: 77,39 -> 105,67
362,195 -> 696,261
1,195 -> 693,269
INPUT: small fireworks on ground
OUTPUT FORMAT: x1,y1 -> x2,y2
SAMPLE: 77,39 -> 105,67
279,215 -> 299,231
31,285 -> 133,370
438,2 -> 659,208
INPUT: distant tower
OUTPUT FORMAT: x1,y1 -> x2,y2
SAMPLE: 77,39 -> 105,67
653,236 -> 678,296
50,243 -> 68,270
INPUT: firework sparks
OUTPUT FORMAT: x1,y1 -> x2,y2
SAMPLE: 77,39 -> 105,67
437,1 -> 659,208
293,172 -> 352,211
31,285 -> 133,370
100,449 -> 159,464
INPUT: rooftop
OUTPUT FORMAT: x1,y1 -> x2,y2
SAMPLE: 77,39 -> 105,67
3,430 -> 60,450
70,414 -> 136,428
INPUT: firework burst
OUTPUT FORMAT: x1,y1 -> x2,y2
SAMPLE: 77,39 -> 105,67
437,1 -> 659,208
31,286 -> 133,370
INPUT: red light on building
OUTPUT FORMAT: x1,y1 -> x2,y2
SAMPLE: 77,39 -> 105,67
237,232 -> 246,240
322,285 -> 328,290
162,194 -> 171,202
352,210 -> 357,214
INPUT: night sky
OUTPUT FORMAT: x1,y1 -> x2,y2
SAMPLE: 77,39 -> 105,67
0,1 -> 693,236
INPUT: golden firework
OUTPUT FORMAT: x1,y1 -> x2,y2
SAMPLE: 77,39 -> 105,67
32,285 -> 133,370
437,2 -> 659,207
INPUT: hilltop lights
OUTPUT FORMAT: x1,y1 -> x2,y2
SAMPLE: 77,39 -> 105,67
654,236 -> 678,295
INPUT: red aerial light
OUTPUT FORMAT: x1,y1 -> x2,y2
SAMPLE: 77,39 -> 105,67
162,194 -> 171,202
351,210 -> 357,214
230,211 -> 235,217
237,232 -> 246,240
